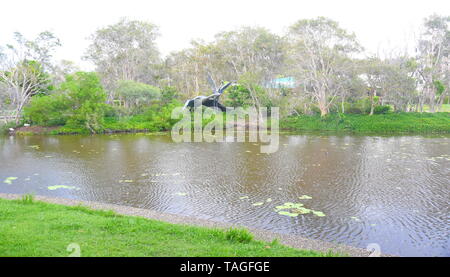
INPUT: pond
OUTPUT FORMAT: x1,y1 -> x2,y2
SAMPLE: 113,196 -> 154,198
0,133 -> 449,257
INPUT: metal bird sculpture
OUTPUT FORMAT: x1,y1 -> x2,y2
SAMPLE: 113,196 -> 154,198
183,74 -> 233,112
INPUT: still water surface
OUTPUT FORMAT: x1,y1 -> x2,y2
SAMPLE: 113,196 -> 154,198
0,133 -> 449,256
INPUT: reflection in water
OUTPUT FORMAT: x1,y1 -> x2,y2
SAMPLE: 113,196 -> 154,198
0,133 -> 449,257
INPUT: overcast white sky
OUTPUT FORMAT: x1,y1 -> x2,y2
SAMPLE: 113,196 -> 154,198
1,0 -> 449,69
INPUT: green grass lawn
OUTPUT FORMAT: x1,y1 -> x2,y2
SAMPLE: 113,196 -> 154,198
280,112 -> 450,133
0,197 -> 335,257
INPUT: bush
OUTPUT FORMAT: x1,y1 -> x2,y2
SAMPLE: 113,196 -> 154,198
115,80 -> 161,114
102,99 -> 183,133
223,84 -> 253,108
24,94 -> 70,126
142,99 -> 182,131
345,99 -> 371,114
160,86 -> 179,105
373,105 -> 391,114
24,72 -> 108,133
61,72 -> 108,133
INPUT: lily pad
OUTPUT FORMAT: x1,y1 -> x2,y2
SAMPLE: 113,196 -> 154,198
174,192 -> 187,196
311,210 -> 326,217
239,196 -> 249,200
275,202 -> 304,210
3,177 -> 18,184
350,216 -> 360,221
292,207 -> 311,214
266,198 -> 272,202
278,211 -> 298,217
298,195 -> 312,200
252,202 -> 264,206
29,145 -> 40,150
47,185 -> 79,190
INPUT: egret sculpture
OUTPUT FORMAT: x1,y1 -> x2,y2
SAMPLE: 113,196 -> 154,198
183,74 -> 233,112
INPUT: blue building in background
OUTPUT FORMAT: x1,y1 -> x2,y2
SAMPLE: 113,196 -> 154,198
266,76 -> 296,89
266,77 -> 295,88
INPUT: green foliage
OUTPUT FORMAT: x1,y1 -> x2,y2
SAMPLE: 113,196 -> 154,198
20,194 -> 34,204
61,72 -> 108,133
373,105 -> 391,114
25,71 -> 108,133
224,228 -> 254,244
0,122 -> 18,135
223,84 -> 253,107
142,100 -> 182,130
115,80 -> 161,114
160,86 -> 179,105
20,60 -> 54,96
434,80 -> 445,96
102,100 -> 182,133
341,99 -> 389,115
24,94 -> 69,126
344,99 -> 371,114
281,112 -> 450,133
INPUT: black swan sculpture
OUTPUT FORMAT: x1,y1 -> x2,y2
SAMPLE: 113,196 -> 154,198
183,75 -> 233,112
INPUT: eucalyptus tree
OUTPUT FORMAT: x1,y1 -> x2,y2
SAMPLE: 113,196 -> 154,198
0,31 -> 60,123
362,56 -> 417,112
115,80 -> 160,114
84,18 -> 161,102
52,59 -> 80,85
415,14 -> 450,112
287,17 -> 363,116
165,38 -> 237,101
214,27 -> 286,112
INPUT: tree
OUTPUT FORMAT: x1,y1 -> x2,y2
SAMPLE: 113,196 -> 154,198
416,14 -> 450,112
165,40 -> 228,98
287,17 -> 363,116
61,72 -> 107,133
0,31 -> 60,123
362,56 -> 417,113
215,27 -> 286,114
84,18 -> 161,101
115,80 -> 160,113
52,59 -> 80,85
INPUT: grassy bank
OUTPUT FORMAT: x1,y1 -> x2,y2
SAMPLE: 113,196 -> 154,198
280,112 -> 450,134
9,111 -> 450,135
0,197 -> 334,257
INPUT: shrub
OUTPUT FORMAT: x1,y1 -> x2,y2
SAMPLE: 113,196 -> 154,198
142,99 -> 182,131
115,80 -> 161,114
24,94 -> 70,126
373,105 -> 391,114
61,72 -> 108,133
223,84 -> 253,108
160,86 -> 179,105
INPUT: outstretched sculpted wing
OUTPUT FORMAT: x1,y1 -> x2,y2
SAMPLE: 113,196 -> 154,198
206,72 -> 217,94
218,82 -> 232,94
182,99 -> 192,110
182,81 -> 233,110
